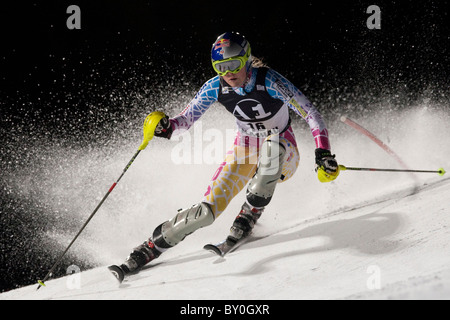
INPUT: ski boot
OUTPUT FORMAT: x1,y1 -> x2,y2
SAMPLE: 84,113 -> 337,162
108,240 -> 161,283
227,203 -> 264,245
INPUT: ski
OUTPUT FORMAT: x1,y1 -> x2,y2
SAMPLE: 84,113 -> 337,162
204,234 -> 252,257
108,265 -> 125,284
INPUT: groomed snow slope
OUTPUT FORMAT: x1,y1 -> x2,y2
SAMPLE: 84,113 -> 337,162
1,106 -> 450,300
1,175 -> 450,300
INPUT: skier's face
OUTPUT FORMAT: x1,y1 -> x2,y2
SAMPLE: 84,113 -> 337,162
221,67 -> 247,88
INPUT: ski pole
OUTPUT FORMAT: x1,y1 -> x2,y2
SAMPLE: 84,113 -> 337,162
339,165 -> 446,176
37,111 -> 166,290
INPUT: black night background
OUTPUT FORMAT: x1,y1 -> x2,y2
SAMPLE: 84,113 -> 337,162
0,1 -> 448,292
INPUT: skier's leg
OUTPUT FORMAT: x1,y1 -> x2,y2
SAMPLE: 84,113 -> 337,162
229,133 -> 300,242
121,143 -> 256,273
151,140 -> 259,251
152,202 -> 215,249
202,143 -> 258,217
246,134 -> 287,208
277,127 -> 300,184
120,203 -> 214,273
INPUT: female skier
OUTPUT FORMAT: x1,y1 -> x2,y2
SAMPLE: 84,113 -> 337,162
110,32 -> 339,281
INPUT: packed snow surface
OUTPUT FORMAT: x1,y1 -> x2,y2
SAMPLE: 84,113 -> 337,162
1,106 -> 450,300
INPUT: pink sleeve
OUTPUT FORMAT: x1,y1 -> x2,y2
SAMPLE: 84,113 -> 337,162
311,126 -> 331,150
266,69 -> 331,150
305,107 -> 330,150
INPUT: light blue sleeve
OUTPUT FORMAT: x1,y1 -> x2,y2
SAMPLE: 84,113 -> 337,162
265,69 -> 331,150
170,76 -> 220,132
265,69 -> 314,119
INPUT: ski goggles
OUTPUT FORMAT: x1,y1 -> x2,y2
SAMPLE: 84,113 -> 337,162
212,48 -> 251,76
212,56 -> 247,76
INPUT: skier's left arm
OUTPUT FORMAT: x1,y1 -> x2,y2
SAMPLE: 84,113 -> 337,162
266,69 -> 339,181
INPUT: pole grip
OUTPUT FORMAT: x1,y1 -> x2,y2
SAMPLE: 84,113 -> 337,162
139,111 -> 166,150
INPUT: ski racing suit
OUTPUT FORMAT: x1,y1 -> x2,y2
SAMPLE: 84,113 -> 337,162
171,66 -> 330,214
151,67 -> 331,251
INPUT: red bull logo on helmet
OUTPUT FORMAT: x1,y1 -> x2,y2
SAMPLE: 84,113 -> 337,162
214,38 -> 230,50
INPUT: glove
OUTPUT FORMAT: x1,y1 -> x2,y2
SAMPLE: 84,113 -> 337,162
315,148 -> 339,182
154,115 -> 173,139
315,148 -> 338,173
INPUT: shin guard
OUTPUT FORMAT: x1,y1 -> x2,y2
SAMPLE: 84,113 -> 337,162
246,137 -> 286,208
152,202 -> 215,250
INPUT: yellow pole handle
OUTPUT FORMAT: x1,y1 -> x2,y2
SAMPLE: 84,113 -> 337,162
138,111 -> 167,151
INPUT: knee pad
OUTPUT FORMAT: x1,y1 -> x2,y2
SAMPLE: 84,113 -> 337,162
247,138 -> 286,208
152,202 -> 215,250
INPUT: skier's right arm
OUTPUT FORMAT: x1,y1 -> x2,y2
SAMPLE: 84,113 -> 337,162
154,76 -> 220,139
